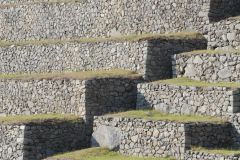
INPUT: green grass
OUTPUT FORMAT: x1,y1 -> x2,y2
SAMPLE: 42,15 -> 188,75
156,77 -> 240,88
0,69 -> 140,80
0,114 -> 81,125
109,110 -> 226,124
50,147 -> 174,160
192,147 -> 240,155
0,32 -> 203,48
181,49 -> 240,56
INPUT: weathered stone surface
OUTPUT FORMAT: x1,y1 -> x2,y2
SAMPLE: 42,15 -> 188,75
0,0 -> 238,48
91,125 -> 121,150
0,78 -> 140,121
0,121 -> 88,160
137,82 -> 240,116
174,52 -> 240,82
0,38 -> 206,81
94,116 -> 233,159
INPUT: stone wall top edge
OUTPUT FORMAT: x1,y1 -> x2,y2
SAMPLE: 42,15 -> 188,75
94,115 -> 225,125
138,82 -> 239,91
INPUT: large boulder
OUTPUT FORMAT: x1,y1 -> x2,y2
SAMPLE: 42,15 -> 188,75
91,125 -> 121,150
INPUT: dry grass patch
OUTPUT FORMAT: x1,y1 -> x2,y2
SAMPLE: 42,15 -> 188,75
0,114 -> 81,125
0,69 -> 140,80
110,110 -> 226,124
156,77 -> 240,88
0,32 -> 203,48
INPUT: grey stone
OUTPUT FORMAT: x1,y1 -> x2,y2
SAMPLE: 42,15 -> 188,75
91,125 -> 122,150
218,68 -> 231,79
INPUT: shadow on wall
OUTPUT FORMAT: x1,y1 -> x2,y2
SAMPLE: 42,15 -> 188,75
209,0 -> 240,22
22,121 -> 89,160
84,78 -> 141,123
144,38 -> 208,82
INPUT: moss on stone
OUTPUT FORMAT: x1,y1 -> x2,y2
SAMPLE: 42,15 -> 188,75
109,110 -> 226,124
49,147 -> 174,160
0,69 -> 140,80
156,77 -> 240,88
0,114 -> 81,125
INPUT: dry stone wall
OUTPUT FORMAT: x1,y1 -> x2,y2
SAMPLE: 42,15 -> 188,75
0,77 -> 140,121
207,19 -> 240,49
0,0 -> 238,48
0,121 -> 88,160
93,116 -> 233,159
185,150 -> 240,160
0,38 -> 206,81
173,52 -> 240,82
137,83 -> 240,116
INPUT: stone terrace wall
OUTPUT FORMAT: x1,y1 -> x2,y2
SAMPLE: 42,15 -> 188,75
84,78 -> 141,121
0,121 -> 88,160
173,52 -> 240,82
0,77 -> 140,120
0,38 -> 206,81
137,83 -> 240,116
207,19 -> 240,49
0,125 -> 24,159
0,0 -> 238,48
93,116 -> 233,159
0,79 -> 86,116
185,150 -> 240,160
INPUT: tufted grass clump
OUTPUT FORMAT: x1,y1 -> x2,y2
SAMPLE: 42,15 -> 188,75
0,32 -> 203,48
192,147 -> 240,155
110,110 -> 226,124
0,114 -> 81,125
156,77 -> 240,88
49,147 -> 175,160
0,69 -> 140,80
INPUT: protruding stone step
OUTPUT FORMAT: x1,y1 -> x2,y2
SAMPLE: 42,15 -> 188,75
0,114 -> 88,160
137,78 -> 240,116
0,32 -> 206,81
173,49 -> 240,82
92,110 -> 231,160
0,69 -> 141,121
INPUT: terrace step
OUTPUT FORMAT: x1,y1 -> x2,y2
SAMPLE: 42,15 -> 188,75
0,33 -> 206,81
92,110 -> 232,160
172,49 -> 240,82
0,69 -> 141,121
137,78 -> 240,116
0,114 -> 88,160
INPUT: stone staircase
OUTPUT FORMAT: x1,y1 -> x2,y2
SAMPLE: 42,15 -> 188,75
0,0 -> 239,160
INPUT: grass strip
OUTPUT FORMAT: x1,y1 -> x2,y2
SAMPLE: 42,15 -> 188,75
0,69 -> 140,80
49,147 -> 174,160
0,32 -> 203,48
156,77 -> 240,88
109,110 -> 226,124
0,114 -> 81,125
